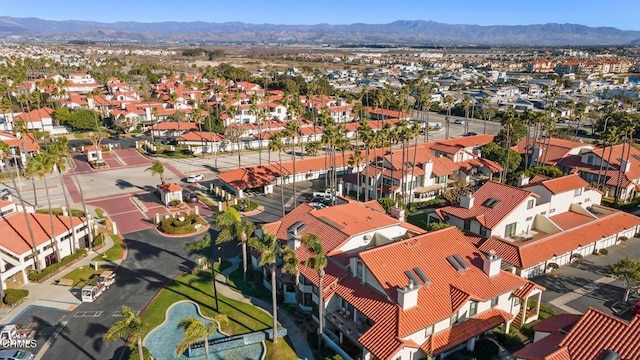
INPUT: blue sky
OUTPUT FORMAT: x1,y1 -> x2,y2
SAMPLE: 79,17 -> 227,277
1,0 -> 639,30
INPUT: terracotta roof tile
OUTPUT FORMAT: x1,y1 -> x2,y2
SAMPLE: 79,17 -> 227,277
435,181 -> 536,230
158,183 -> 183,192
0,211 -> 84,255
512,332 -> 566,360
525,174 -> 589,195
532,314 -> 581,334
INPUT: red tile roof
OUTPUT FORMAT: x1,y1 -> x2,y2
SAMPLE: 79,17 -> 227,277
532,313 -> 581,334
359,227 -> 530,338
177,131 -> 225,142
422,308 -> 512,355
512,332 -> 566,360
435,181 -> 536,230
157,183 -> 182,192
216,164 -> 283,189
480,210 -> 640,269
15,107 -> 54,122
0,132 -> 40,152
0,211 -> 84,255
525,174 -> 589,195
513,137 -> 592,166
150,121 -> 199,131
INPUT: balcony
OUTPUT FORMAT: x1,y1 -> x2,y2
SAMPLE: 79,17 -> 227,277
325,310 -> 371,344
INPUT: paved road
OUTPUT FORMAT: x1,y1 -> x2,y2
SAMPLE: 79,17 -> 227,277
42,228 -> 216,360
534,237 -> 640,320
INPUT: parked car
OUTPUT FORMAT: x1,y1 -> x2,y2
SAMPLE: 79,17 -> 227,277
307,202 -> 327,210
631,301 -> 640,315
454,119 -> 464,124
463,132 -> 478,137
184,193 -> 199,203
186,174 -> 204,183
0,188 -> 10,198
0,349 -> 34,360
310,197 -> 332,206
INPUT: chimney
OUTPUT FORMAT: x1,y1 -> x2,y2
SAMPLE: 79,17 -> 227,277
621,159 -> 631,173
483,250 -> 502,277
397,280 -> 420,310
390,205 -> 405,222
422,159 -> 433,178
517,174 -> 530,187
460,193 -> 475,209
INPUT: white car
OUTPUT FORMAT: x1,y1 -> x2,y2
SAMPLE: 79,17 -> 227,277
186,174 -> 204,183
454,119 -> 465,125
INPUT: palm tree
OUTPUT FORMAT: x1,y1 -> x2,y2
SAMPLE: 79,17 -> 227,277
444,94 -> 454,140
269,133 -> 286,217
283,121 -> 301,208
597,124 -> 618,190
175,316 -> 228,359
462,94 -> 473,134
12,119 -> 38,207
360,122 -> 376,202
501,110 -> 518,182
301,233 -> 327,350
0,142 -> 41,271
215,207 -> 255,282
348,152 -> 363,201
145,160 -> 164,183
26,151 -> 62,262
104,305 -> 145,360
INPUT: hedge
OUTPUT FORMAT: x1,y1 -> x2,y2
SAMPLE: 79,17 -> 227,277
28,250 -> 87,282
598,248 -> 609,256
159,214 -> 206,235
127,346 -> 152,360
3,289 -> 28,306
492,331 -> 524,352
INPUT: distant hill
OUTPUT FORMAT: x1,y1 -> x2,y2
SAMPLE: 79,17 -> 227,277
1,17 -> 639,46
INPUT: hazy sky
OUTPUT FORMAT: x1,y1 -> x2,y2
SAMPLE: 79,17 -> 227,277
1,0 -> 638,30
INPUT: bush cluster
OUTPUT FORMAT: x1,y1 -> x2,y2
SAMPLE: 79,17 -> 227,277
492,331 -> 524,352
3,289 -> 29,306
159,214 -> 206,235
168,200 -> 182,207
28,251 -> 87,282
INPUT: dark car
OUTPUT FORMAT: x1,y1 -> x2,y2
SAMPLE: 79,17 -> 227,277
184,193 -> 199,203
310,196 -> 332,206
463,132 -> 478,137
632,301 -> 640,315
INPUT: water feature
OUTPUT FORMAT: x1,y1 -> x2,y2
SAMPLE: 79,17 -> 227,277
144,301 -> 264,360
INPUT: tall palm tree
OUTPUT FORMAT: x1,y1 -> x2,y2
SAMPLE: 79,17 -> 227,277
283,121 -> 301,208
360,122 -> 376,202
501,110 -> 518,182
269,133 -> 286,217
301,233 -> 327,349
215,207 -> 255,282
462,94 -> 473,134
597,124 -> 617,190
444,95 -> 454,140
145,160 -> 164,183
348,152 -> 363,201
175,316 -> 228,360
26,151 -> 62,262
0,141 -> 41,271
614,117 -> 636,205
104,305 -> 144,360
12,119 -> 38,207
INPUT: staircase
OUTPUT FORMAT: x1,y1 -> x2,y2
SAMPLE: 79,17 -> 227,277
512,310 -> 524,329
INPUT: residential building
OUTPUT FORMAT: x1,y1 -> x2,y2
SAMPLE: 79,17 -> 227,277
434,175 -> 640,278
512,137 -> 594,168
256,202 -> 544,360
0,200 -> 91,289
514,307 -> 640,360
0,131 -> 40,170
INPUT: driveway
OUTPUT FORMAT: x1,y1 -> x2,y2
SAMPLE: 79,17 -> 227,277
41,228 -> 222,360
534,237 -> 640,319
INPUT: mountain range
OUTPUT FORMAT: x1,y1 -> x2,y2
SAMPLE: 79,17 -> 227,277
1,17 -> 639,46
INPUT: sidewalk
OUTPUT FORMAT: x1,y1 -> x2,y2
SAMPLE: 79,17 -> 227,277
216,257 -> 315,360
0,204 -> 123,324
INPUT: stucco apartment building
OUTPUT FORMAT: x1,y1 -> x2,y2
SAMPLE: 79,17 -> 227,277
435,174 -> 640,278
0,200 -> 91,289
255,200 -> 544,360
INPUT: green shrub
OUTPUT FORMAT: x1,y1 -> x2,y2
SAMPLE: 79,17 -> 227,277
619,236 -> 628,241
168,200 -> 182,207
3,289 -> 29,305
599,248 -> 609,256
492,331 -> 524,352
473,338 -> 499,359
28,250 -> 87,282
521,323 -> 535,339
408,198 -> 447,211
231,200 -> 259,212
159,213 -> 206,235
427,221 -> 452,231
92,233 -> 105,249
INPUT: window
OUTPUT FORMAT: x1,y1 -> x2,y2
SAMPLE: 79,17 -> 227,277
491,296 -> 499,308
469,301 -> 478,316
356,260 -> 364,280
540,211 -> 546,215
574,187 -> 583,196
585,198 -> 590,202
450,312 -> 458,326
480,226 -> 488,237
463,220 -> 471,231
505,222 -> 517,237
425,325 -> 433,337
513,297 -> 521,306
527,199 -> 535,209
550,208 -> 556,214
526,216 -> 533,221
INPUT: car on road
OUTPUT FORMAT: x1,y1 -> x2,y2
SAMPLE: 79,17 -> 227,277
463,132 -> 478,137
307,202 -> 327,209
310,196 -> 332,206
0,349 -> 34,360
0,188 -> 10,198
454,119 -> 465,125
631,301 -> 640,315
186,174 -> 204,183
184,193 -> 199,203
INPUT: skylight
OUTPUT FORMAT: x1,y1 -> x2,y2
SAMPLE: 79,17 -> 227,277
482,198 -> 500,208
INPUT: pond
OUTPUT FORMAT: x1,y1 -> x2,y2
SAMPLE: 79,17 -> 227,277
144,301 -> 264,360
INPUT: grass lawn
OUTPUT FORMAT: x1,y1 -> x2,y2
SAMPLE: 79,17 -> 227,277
196,192 -> 217,210
58,264 -> 115,288
73,132 -> 87,139
139,272 -> 297,360
226,268 -> 271,301
407,213 -> 429,230
92,234 -> 124,262
36,208 -> 85,217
